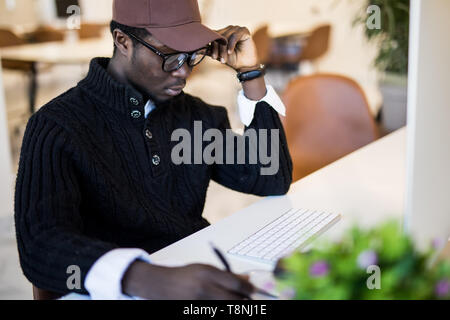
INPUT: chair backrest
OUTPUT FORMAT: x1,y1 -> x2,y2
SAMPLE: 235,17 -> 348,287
0,29 -> 34,71
299,25 -> 331,61
281,74 -> 379,181
26,26 -> 65,43
78,23 -> 107,39
33,285 -> 63,300
0,29 -> 26,48
252,25 -> 271,64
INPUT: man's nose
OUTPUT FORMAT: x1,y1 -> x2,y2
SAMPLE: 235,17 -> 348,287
171,62 -> 192,79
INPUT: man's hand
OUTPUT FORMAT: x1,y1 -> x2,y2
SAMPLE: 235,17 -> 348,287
122,260 -> 256,299
210,25 -> 259,71
210,25 -> 267,101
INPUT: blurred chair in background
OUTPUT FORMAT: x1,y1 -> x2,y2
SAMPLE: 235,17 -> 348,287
298,25 -> 331,63
78,23 -> 108,39
0,29 -> 37,163
0,28 -> 32,69
0,29 -> 34,68
0,28 -> 26,47
298,24 -> 331,76
252,25 -> 272,65
253,24 -> 331,93
267,32 -> 307,70
25,25 -> 65,43
281,74 -> 379,182
0,29 -> 37,115
257,24 -> 331,70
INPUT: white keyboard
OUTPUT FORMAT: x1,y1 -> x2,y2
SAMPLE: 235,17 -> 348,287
228,208 -> 341,264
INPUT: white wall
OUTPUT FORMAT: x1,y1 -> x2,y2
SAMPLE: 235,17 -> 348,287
0,62 -> 14,218
79,0 -> 113,22
0,0 -> 114,29
405,0 -> 450,247
0,0 -> 40,31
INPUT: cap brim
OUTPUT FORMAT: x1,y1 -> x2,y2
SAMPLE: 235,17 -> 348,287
146,22 -> 227,52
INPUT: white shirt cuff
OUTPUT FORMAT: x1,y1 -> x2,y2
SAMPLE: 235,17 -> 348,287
85,248 -> 152,300
237,85 -> 286,126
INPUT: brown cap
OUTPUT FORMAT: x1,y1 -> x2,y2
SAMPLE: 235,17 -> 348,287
113,0 -> 227,52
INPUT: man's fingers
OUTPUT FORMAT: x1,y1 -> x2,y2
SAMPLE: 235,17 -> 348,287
217,27 -> 238,63
219,42 -> 228,63
211,25 -> 253,67
204,284 -> 250,300
211,41 -> 219,60
227,32 -> 240,54
237,274 -> 250,281
225,27 -> 251,55
211,269 -> 256,297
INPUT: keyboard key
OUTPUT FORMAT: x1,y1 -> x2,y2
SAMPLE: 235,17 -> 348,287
228,209 -> 340,264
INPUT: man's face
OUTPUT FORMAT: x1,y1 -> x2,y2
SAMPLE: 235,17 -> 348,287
125,34 -> 193,102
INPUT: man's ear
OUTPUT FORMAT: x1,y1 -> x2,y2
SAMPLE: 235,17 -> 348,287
113,29 -> 133,58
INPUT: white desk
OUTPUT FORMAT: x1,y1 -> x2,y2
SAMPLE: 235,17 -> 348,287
61,128 -> 406,300
149,128 -> 407,273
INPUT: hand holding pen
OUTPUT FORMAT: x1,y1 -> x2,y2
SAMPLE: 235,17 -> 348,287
210,242 -> 279,299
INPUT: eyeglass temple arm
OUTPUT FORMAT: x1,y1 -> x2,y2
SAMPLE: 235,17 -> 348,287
125,32 -> 166,59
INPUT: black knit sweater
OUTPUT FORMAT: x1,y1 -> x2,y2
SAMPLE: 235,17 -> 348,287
14,58 -> 292,295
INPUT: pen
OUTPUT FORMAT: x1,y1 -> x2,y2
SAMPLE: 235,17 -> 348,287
209,242 -> 279,299
210,242 -> 232,272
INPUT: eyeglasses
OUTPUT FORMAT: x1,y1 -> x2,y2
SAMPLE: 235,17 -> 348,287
125,32 -> 210,72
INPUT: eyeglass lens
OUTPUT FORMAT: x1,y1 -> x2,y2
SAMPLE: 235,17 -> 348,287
163,48 -> 208,72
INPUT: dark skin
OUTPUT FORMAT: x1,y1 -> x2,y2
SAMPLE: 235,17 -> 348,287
107,25 -> 267,103
108,26 -> 268,299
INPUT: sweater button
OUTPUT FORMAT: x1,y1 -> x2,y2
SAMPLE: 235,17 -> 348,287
129,97 -> 139,106
131,110 -> 142,119
152,155 -> 161,166
145,129 -> 153,140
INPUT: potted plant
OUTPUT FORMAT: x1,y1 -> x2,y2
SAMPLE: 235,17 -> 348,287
275,221 -> 450,300
353,0 -> 410,133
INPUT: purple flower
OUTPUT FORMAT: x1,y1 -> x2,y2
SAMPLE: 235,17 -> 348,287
262,281 -> 275,291
435,280 -> 450,297
280,287 -> 296,300
432,238 -> 444,250
357,250 -> 378,269
309,261 -> 329,277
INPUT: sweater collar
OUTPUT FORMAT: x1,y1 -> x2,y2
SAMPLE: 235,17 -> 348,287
79,58 -> 184,120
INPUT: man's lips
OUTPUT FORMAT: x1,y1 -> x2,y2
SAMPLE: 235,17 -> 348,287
165,84 -> 185,96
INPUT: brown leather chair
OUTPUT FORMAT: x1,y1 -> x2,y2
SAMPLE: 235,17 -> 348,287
255,24 -> 331,70
0,29 -> 32,69
281,74 -> 379,181
0,28 -> 26,47
299,25 -> 331,61
33,285 -> 63,300
26,26 -> 65,43
78,23 -> 107,39
252,25 -> 272,64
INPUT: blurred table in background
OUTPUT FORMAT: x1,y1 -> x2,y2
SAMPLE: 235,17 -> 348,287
0,37 -> 112,65
0,37 -> 112,114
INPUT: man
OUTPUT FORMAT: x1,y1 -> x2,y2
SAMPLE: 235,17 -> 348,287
15,0 -> 292,299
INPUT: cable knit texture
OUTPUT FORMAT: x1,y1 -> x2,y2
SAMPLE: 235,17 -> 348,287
14,58 -> 293,295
